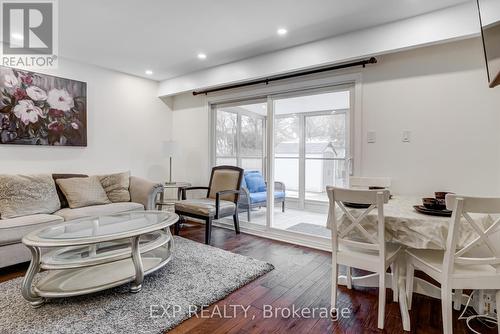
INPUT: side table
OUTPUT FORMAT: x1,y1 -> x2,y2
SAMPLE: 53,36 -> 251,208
156,182 -> 191,211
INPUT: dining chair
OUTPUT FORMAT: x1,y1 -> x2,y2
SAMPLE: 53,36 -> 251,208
405,194 -> 500,334
327,186 -> 402,329
174,165 -> 244,244
345,176 -> 393,296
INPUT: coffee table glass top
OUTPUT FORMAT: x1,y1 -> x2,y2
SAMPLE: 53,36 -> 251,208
23,211 -> 178,246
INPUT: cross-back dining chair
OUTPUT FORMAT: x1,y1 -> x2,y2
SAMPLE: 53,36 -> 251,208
327,186 -> 402,329
406,194 -> 500,334
345,176 -> 393,298
174,166 -> 244,244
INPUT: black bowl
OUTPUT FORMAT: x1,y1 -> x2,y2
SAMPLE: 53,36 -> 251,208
422,197 -> 446,210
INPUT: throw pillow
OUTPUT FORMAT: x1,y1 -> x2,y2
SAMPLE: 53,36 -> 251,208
0,174 -> 61,219
56,176 -> 111,209
52,174 -> 88,208
244,171 -> 267,193
98,171 -> 131,203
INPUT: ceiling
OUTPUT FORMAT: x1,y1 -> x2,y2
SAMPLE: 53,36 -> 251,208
59,0 -> 470,81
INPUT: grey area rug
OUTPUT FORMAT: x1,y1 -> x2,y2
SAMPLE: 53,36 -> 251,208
286,222 -> 330,238
0,237 -> 274,334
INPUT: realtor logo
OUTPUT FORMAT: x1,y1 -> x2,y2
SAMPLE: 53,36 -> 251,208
1,0 -> 58,68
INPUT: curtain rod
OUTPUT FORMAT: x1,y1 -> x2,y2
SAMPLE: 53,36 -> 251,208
192,57 -> 377,96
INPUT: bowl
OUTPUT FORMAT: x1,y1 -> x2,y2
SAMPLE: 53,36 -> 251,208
435,192 -> 452,200
422,197 -> 446,210
436,198 -> 446,208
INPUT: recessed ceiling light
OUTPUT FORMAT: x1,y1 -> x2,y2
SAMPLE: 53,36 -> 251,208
197,53 -> 207,60
277,28 -> 287,36
145,70 -> 153,75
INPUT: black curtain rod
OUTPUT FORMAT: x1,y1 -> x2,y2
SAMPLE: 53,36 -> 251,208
192,57 -> 377,96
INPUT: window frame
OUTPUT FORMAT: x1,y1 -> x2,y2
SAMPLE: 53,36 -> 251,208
213,100 -> 267,174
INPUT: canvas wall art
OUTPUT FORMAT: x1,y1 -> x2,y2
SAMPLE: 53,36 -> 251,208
0,66 -> 87,146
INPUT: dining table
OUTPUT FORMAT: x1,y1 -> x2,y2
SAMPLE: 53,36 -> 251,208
326,195 -> 498,332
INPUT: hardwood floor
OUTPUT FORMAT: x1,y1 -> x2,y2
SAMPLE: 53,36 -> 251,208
1,223 -> 496,333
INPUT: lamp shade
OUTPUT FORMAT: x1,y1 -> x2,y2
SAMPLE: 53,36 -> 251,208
162,141 -> 180,158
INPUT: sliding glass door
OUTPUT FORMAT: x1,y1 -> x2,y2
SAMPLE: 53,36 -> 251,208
213,100 -> 267,226
274,115 -> 300,199
304,112 -> 349,201
211,84 -> 353,241
271,88 -> 351,235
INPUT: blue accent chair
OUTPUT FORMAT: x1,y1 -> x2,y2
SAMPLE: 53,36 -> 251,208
238,170 -> 286,221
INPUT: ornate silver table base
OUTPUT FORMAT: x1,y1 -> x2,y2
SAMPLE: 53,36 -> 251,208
22,246 -> 45,308
22,229 -> 174,308
130,235 -> 144,293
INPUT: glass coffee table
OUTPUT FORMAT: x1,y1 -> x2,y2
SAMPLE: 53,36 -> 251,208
21,211 -> 178,308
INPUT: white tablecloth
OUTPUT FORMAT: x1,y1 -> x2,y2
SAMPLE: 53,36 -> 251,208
326,196 -> 496,250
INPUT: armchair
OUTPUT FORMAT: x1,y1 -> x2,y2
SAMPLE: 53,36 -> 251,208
174,166 -> 244,244
238,170 -> 286,222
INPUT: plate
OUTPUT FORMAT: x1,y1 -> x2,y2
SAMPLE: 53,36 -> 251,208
343,202 -> 371,209
413,205 -> 452,217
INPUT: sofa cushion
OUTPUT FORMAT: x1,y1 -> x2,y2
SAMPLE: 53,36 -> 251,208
52,174 -> 88,208
54,202 -> 144,221
56,176 -> 111,209
175,198 -> 236,217
0,214 -> 64,245
0,174 -> 61,219
244,171 -> 266,193
0,243 -> 32,268
249,191 -> 286,204
98,171 -> 131,203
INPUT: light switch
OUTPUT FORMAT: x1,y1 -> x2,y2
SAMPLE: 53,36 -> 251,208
402,130 -> 411,143
367,131 -> 376,143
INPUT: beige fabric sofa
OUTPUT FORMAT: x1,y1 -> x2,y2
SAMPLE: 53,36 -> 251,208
0,174 -> 163,268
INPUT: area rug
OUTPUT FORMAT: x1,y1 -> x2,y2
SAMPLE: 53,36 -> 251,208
287,222 -> 330,238
0,237 -> 274,334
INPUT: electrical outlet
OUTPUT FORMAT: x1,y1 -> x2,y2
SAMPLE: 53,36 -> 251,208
470,290 -> 497,316
484,293 -> 495,314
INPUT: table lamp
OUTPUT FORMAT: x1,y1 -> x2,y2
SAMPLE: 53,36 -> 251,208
162,141 -> 180,185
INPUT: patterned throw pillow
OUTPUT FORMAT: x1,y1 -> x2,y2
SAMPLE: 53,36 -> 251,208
98,171 -> 131,203
56,176 -> 111,209
0,174 -> 61,219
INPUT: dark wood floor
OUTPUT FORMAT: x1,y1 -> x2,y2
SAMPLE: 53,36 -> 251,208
1,223 -> 495,334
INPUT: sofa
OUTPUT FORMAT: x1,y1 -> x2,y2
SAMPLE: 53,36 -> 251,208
238,170 -> 286,221
0,173 -> 163,268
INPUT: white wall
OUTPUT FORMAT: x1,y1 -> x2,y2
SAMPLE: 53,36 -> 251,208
361,38 -> 500,196
171,38 -> 500,196
171,93 -> 210,186
0,59 -> 173,181
159,1 -> 500,96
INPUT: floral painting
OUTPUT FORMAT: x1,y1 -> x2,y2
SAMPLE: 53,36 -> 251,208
0,66 -> 87,146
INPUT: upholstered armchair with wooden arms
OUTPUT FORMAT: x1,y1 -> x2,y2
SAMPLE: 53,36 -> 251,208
174,166 -> 244,244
